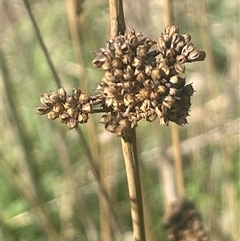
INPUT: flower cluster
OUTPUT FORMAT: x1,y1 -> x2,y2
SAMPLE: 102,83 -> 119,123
163,197 -> 208,241
92,25 -> 205,135
37,25 -> 205,136
37,88 -> 93,129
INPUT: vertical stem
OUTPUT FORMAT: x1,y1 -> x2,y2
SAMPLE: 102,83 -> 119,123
108,1 -> 145,239
121,131 -> 146,241
109,0 -> 126,37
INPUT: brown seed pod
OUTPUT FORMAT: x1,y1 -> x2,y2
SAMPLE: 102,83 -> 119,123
79,93 -> 90,104
112,57 -> 123,69
187,49 -> 200,61
182,42 -> 196,57
59,113 -> 70,122
121,54 -> 133,65
174,61 -> 185,74
53,103 -> 64,114
151,68 -> 162,82
72,88 -> 81,100
68,118 -> 78,129
123,93 -> 135,106
57,88 -> 67,102
157,85 -> 167,95
67,107 -> 78,118
40,93 -> 52,106
47,111 -> 59,120
100,114 -> 112,124
37,105 -> 50,115
169,25 -> 179,37
181,33 -> 191,43
176,54 -> 187,63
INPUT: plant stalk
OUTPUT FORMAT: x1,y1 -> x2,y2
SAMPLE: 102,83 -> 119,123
108,0 -> 146,239
121,130 -> 146,241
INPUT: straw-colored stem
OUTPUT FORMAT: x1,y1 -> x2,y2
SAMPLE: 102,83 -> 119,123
109,0 -> 126,37
108,1 -> 146,240
22,0 -> 61,88
121,130 -> 146,241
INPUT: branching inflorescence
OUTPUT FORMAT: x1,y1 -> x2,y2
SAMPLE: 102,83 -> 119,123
37,25 -> 206,137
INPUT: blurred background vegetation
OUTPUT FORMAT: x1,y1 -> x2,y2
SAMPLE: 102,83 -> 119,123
1,0 -> 239,241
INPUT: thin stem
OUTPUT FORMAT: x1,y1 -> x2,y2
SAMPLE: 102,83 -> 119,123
109,0 -> 126,37
108,0 -> 146,240
22,0 -> 62,88
121,131 -> 146,241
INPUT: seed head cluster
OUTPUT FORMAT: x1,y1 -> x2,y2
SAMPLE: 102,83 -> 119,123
164,197 -> 208,241
37,25 -> 206,136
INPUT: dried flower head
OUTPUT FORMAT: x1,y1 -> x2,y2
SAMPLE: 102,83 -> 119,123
163,197 -> 209,241
37,25 -> 206,137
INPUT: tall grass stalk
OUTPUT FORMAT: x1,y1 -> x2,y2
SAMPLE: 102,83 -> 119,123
109,0 -> 146,240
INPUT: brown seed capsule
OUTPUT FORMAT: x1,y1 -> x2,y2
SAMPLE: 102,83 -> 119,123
169,25 -> 179,37
187,49 -> 200,61
163,95 -> 175,108
182,42 -> 196,57
159,116 -> 169,126
194,51 -> 206,61
101,61 -> 112,71
169,75 -> 179,84
105,121 -> 118,133
100,114 -> 112,124
136,45 -> 148,56
143,79 -> 153,89
149,91 -> 158,100
176,54 -> 187,63
174,61 -> 185,74
82,103 -> 92,113
49,91 -> 60,103
53,103 -> 64,114
155,105 -> 164,117
57,88 -> 67,102
123,65 -> 134,81
79,93 -> 89,104
47,111 -> 58,120
67,107 -> 78,118
171,33 -> 181,49
59,112 -> 70,120
104,71 -> 115,82
112,57 -> 123,68
114,68 -> 124,79
157,36 -> 167,53
151,68 -> 162,81
37,106 -> 50,115
132,56 -> 143,68
122,54 -> 133,65
169,88 -> 178,96
157,85 -> 167,95
68,118 -> 78,129
136,71 -> 147,83
175,40 -> 185,53
181,33 -> 191,43
72,88 -> 81,100
40,93 -> 52,106
79,112 -> 88,123
123,93 -> 135,106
